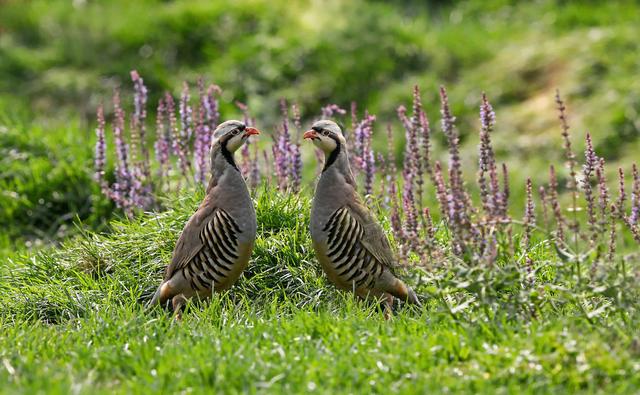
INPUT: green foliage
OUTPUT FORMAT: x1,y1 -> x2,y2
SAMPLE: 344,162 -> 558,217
2,0 -> 640,252
0,115 -> 112,257
2,0 -> 639,133
2,2 -> 640,390
1,188 -> 639,393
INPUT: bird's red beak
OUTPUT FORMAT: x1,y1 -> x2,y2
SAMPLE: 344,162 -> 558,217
303,130 -> 317,140
244,127 -> 261,137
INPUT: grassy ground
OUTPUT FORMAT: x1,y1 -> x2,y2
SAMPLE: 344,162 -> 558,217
2,188 -> 638,394
2,1 -> 640,392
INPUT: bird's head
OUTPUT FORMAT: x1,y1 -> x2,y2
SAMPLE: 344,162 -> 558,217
212,120 -> 260,153
303,120 -> 346,154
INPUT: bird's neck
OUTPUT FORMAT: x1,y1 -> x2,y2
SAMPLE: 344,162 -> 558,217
320,149 -> 357,189
206,143 -> 239,192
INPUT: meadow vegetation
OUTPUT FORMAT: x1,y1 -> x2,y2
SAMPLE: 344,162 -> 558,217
1,0 -> 640,393
1,187 -> 639,393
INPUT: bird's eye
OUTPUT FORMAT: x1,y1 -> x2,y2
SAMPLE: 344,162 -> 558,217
321,130 -> 330,136
232,128 -> 240,136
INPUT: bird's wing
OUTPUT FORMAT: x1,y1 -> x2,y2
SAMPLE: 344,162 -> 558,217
324,202 -> 397,272
165,205 -> 241,279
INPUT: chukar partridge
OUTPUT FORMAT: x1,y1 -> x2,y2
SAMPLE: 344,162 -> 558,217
149,120 -> 260,317
304,120 -> 421,317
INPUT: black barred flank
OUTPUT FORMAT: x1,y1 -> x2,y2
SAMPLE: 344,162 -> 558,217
323,207 -> 385,289
219,210 -> 242,233
334,248 -> 362,273
200,250 -> 227,280
205,229 -> 236,265
180,208 -> 240,291
332,241 -> 361,268
205,231 -> 233,264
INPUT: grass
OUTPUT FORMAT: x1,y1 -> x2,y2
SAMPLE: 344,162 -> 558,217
2,302 -> 638,393
2,1 -> 640,392
2,187 -> 639,394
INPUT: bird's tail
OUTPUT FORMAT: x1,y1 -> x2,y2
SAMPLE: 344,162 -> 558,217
146,282 -> 167,310
405,285 -> 422,308
390,279 -> 422,308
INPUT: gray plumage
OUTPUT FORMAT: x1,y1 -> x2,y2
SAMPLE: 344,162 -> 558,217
305,120 -> 421,317
149,120 -> 259,316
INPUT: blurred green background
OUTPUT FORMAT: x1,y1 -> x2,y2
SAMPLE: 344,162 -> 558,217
1,0 -> 639,255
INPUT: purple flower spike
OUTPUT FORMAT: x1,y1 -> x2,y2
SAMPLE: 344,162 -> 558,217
555,90 -> 579,235
177,82 -> 194,182
130,70 -> 150,181
522,178 -> 535,271
352,115 -> 364,175
204,84 -> 222,129
273,99 -> 293,191
396,105 -> 411,134
410,86 -> 425,209
321,104 -> 347,119
385,125 -> 401,239
180,82 -> 193,142
291,103 -> 303,193
94,105 -> 108,195
291,144 -> 302,193
556,90 -> 578,190
500,163 -> 510,218
154,98 -> 171,186
607,203 -> 617,262
478,93 -> 499,220
350,102 -> 358,147
402,168 -> 418,241
440,86 -> 471,254
582,133 -> 598,242
193,79 -> 217,185
166,92 -> 189,179
398,94 -> 421,235
596,158 -> 609,237
112,89 -> 131,213
631,163 -> 640,225
129,164 -> 147,210
523,178 -> 535,245
193,109 -> 209,185
420,109 -> 432,183
616,167 -> 626,219
397,104 -> 414,186
360,112 -> 376,196
423,207 -> 435,243
433,161 -> 449,224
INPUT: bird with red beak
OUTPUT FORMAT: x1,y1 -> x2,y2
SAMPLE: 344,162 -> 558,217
304,120 -> 422,319
149,120 -> 260,318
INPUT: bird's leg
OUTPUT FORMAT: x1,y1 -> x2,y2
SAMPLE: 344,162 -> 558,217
383,293 -> 394,320
172,294 -> 188,321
